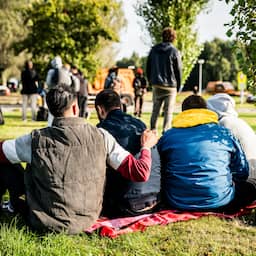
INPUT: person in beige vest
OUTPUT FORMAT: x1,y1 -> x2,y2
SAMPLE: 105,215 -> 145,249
0,84 -> 157,234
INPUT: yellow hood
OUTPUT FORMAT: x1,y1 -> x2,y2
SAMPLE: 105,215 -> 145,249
172,109 -> 218,128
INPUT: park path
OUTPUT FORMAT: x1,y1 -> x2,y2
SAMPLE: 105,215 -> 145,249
1,93 -> 256,114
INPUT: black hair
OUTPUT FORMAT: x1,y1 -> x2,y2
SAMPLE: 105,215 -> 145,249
215,83 -> 225,93
46,84 -> 77,117
182,95 -> 207,111
95,89 -> 121,112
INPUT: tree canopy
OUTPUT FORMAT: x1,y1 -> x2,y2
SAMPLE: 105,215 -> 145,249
0,0 -> 33,82
136,0 -> 209,85
224,0 -> 256,91
184,38 -> 243,90
15,0 -> 125,78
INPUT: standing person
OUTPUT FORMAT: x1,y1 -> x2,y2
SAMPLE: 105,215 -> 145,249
133,68 -> 147,117
104,67 -> 119,91
147,27 -> 182,133
21,60 -> 39,121
207,92 -> 256,179
45,56 -> 79,125
0,84 -> 157,234
71,66 -> 88,118
95,90 -> 161,217
158,95 -> 256,213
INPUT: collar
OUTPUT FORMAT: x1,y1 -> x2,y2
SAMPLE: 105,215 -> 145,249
106,108 -> 123,118
52,117 -> 85,127
172,109 -> 218,128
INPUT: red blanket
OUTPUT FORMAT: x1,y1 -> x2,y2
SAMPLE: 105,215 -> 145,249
86,201 -> 256,238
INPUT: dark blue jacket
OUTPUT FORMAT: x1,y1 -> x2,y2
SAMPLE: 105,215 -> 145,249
97,109 -> 161,216
146,42 -> 182,90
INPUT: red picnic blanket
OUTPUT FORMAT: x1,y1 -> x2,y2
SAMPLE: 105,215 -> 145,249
86,201 -> 256,238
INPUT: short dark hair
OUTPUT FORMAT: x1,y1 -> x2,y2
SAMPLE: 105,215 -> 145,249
182,95 -> 207,111
46,84 -> 77,117
162,27 -> 176,42
95,89 -> 121,112
215,83 -> 225,93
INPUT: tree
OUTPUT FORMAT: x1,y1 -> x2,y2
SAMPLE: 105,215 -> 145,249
184,38 -> 243,91
136,0 -> 209,85
0,0 -> 33,83
224,0 -> 256,92
116,52 -> 144,68
16,0 -> 124,79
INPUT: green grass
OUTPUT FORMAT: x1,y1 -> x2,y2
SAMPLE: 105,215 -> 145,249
1,107 -> 256,255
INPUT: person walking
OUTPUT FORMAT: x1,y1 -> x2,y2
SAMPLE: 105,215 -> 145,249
21,60 -> 39,121
147,27 -> 182,133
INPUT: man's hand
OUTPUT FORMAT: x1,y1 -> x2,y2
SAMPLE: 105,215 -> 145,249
141,129 -> 158,149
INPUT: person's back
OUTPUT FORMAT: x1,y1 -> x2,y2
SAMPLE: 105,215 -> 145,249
27,118 -> 106,234
95,90 -> 161,217
207,93 -> 256,178
158,95 -> 252,212
147,42 -> 180,87
21,62 -> 38,95
0,84 -> 158,234
147,27 -> 182,133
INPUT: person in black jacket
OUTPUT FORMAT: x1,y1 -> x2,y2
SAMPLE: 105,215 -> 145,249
95,89 -> 161,217
133,68 -> 147,117
147,27 -> 182,133
21,60 -> 39,121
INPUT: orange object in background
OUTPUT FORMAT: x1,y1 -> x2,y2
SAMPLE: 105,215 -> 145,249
88,68 -> 135,106
206,81 -> 240,96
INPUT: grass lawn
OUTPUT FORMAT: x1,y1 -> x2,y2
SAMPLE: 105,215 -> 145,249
0,103 -> 256,255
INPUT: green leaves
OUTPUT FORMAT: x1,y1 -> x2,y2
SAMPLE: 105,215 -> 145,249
15,0 -> 124,79
222,0 -> 256,91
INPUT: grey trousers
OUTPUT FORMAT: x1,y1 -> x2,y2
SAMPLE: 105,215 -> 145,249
22,94 -> 38,121
150,86 -> 177,132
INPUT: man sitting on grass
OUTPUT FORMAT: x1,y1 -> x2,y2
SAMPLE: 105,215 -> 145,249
0,84 -> 158,234
95,90 -> 161,217
158,94 -> 256,213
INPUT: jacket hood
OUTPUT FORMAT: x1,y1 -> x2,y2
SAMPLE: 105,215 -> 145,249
154,42 -> 173,52
51,56 -> 62,68
207,93 -> 238,119
172,109 -> 218,128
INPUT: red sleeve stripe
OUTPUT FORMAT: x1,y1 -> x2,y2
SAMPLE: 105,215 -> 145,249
0,141 -> 10,163
117,149 -> 151,182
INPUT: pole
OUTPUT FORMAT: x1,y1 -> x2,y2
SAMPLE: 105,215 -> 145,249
198,59 -> 205,95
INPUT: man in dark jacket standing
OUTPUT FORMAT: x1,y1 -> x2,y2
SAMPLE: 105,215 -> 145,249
95,90 -> 161,217
21,60 -> 39,121
147,27 -> 182,133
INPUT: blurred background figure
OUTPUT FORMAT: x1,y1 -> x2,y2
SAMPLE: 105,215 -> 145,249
133,67 -> 147,117
71,66 -> 88,118
21,60 -> 39,121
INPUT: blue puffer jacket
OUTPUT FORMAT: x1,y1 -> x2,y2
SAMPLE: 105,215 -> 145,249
97,109 -> 161,216
158,109 -> 249,210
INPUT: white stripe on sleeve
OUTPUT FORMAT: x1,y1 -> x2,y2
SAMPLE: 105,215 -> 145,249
98,128 -> 129,170
2,140 -> 21,164
2,134 -> 32,164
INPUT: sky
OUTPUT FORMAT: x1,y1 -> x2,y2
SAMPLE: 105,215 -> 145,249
115,0 -> 234,60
